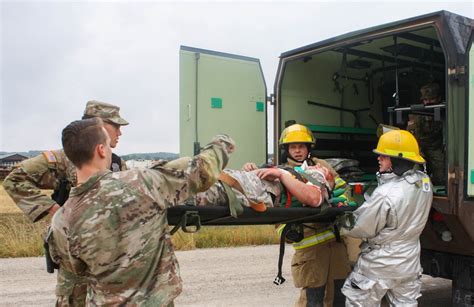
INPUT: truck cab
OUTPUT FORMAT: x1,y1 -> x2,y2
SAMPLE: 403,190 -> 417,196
179,10 -> 473,305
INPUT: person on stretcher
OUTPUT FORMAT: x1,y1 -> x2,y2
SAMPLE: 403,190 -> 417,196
194,162 -> 335,211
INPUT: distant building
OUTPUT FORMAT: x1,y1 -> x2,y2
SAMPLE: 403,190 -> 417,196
0,153 -> 28,168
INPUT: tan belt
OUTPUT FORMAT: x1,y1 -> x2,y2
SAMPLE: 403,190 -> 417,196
218,172 -> 267,212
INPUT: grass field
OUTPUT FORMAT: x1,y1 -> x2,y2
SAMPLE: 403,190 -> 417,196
0,182 -> 22,214
0,182 -> 278,258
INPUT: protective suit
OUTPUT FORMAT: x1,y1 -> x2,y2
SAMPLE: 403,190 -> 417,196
341,130 -> 433,307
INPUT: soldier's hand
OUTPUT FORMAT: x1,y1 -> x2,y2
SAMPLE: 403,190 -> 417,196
211,134 -> 236,154
242,162 -> 258,172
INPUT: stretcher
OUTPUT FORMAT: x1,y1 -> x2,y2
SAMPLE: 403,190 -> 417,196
167,205 -> 356,230
167,204 -> 357,285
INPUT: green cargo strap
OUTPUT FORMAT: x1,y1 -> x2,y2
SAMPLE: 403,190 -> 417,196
170,211 -> 201,235
221,181 -> 244,218
329,196 -> 347,204
332,188 -> 346,197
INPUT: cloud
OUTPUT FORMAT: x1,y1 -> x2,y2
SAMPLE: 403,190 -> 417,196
1,1 -> 472,154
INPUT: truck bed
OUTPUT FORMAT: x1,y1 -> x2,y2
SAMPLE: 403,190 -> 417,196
167,205 -> 356,226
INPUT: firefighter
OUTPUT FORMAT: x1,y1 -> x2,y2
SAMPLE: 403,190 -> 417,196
341,130 -> 433,306
244,123 -> 352,307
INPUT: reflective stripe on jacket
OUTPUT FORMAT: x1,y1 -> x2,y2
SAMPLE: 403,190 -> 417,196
292,229 -> 335,249
277,224 -> 335,250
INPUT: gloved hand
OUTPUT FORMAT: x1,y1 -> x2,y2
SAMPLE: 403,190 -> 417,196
335,212 -> 356,230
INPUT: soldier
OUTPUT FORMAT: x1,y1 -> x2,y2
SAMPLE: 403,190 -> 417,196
3,100 -> 128,221
341,130 -> 432,306
244,123 -> 352,307
407,82 -> 445,185
47,118 -> 234,305
2,100 -> 129,306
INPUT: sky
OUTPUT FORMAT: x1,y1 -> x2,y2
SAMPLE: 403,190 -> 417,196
1,0 -> 472,155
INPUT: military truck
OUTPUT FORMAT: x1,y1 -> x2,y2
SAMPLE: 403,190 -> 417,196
175,11 -> 473,305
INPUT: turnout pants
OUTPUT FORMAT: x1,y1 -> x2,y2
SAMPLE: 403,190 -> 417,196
292,240 -> 351,307
342,272 -> 422,307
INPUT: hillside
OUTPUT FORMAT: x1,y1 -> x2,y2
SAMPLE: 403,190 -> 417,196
0,151 -> 179,161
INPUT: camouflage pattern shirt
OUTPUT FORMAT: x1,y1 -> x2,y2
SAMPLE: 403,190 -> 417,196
48,138 -> 232,306
407,114 -> 443,150
195,169 -> 282,208
3,150 -> 127,222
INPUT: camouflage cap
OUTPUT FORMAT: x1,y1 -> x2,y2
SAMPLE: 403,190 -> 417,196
420,83 -> 440,100
83,100 -> 129,126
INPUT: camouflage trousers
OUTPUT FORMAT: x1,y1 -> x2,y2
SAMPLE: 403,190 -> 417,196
195,169 -> 281,208
422,147 -> 445,186
55,268 -> 87,307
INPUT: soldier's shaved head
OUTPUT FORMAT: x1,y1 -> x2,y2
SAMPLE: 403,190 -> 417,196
62,118 -> 108,168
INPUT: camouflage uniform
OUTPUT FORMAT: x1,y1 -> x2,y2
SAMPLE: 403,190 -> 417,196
195,169 -> 281,208
2,100 -> 128,306
283,156 -> 351,307
3,150 -> 77,222
407,83 -> 445,185
47,135 -> 234,306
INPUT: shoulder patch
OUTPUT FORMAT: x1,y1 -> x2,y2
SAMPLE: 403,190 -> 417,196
422,177 -> 431,192
42,151 -> 57,164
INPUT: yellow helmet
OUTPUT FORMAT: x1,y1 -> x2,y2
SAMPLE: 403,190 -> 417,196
279,124 -> 315,147
373,130 -> 425,163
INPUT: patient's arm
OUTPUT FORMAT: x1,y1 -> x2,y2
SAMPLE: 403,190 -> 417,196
255,168 -> 324,207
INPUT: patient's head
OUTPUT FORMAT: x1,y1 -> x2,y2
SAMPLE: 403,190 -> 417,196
305,164 -> 335,190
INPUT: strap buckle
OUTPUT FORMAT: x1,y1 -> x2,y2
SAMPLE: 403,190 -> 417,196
273,275 -> 286,285
170,210 -> 201,235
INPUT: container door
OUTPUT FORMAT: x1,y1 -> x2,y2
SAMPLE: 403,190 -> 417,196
180,46 -> 267,169
468,39 -> 474,197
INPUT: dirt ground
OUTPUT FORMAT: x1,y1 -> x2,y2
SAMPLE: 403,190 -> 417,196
0,245 -> 452,307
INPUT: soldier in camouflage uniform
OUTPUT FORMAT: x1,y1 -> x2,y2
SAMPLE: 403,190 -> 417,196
47,118 -> 234,306
2,100 -> 129,306
407,83 -> 445,185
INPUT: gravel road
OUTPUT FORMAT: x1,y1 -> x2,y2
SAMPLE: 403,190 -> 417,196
0,245 -> 451,306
